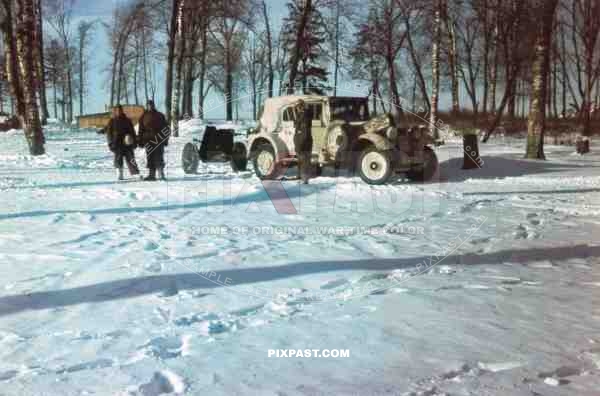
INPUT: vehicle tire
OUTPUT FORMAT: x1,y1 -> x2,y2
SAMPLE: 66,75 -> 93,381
253,143 -> 281,180
358,147 -> 393,185
407,146 -> 439,182
182,142 -> 200,174
231,142 -> 248,172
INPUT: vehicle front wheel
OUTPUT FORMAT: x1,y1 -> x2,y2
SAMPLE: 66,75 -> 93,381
358,147 -> 392,185
231,143 -> 248,172
182,142 -> 200,174
407,146 -> 439,182
253,143 -> 281,180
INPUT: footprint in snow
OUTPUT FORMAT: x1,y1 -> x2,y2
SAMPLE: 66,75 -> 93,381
538,365 -> 582,381
0,370 -> 18,381
137,370 -> 186,396
142,335 -> 191,360
320,278 -> 350,290
143,241 -> 160,251
527,212 -> 543,226
50,213 -> 65,224
441,363 -> 475,380
513,224 -> 539,240
56,358 -> 114,374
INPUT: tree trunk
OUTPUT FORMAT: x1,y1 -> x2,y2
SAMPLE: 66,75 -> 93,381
463,134 -> 481,169
79,31 -> 84,115
481,0 -> 490,116
525,0 -> 559,160
225,50 -> 233,121
15,0 -> 45,154
490,43 -> 498,113
34,0 -> 48,124
110,48 -> 118,106
446,17 -> 459,114
1,0 -> 25,119
165,0 -> 180,129
287,0 -> 312,94
405,18 -> 430,112
133,48 -> 140,105
332,0 -> 340,96
560,23 -> 567,117
430,0 -> 442,139
262,1 -> 274,98
142,24 -> 149,103
197,24 -> 207,120
53,78 -> 57,118
66,67 -> 73,123
171,0 -> 184,134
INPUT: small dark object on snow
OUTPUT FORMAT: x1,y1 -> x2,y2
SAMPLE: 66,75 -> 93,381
463,134 -> 482,169
0,115 -> 20,132
576,137 -> 590,155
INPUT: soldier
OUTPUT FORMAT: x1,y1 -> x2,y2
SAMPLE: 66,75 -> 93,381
105,105 -> 140,181
138,100 -> 170,181
293,100 -> 313,184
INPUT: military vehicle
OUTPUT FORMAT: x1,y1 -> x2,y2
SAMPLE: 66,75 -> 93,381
243,96 -> 438,185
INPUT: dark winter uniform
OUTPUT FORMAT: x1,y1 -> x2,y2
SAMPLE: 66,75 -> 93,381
138,109 -> 169,173
293,101 -> 313,183
105,114 -> 139,176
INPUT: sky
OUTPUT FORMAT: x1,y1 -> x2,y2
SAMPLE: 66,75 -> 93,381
68,0 -> 455,120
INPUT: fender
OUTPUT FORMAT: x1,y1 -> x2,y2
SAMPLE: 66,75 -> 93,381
354,133 -> 394,152
247,132 -> 290,160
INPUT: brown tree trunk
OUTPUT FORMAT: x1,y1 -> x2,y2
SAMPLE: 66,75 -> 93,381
1,0 -> 25,119
526,0 -> 559,160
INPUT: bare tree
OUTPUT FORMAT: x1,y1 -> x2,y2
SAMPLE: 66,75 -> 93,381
34,0 -> 49,124
45,0 -> 75,123
262,0 -> 274,98
430,0 -> 443,136
76,20 -> 95,116
1,0 -> 45,154
526,0 -> 560,159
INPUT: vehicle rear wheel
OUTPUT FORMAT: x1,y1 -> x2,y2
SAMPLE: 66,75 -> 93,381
182,142 -> 200,174
253,143 -> 281,180
231,143 -> 248,172
358,147 -> 392,185
407,146 -> 439,182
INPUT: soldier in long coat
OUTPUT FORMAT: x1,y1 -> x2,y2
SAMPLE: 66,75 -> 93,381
105,105 -> 140,180
293,100 -> 314,184
138,100 -> 170,181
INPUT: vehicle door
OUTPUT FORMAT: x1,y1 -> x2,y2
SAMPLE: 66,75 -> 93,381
278,105 -> 297,153
307,101 -> 327,154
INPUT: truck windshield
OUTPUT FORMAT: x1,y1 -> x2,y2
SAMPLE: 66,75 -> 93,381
330,99 -> 370,122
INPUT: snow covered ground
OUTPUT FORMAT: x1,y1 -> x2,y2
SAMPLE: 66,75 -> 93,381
0,123 -> 599,395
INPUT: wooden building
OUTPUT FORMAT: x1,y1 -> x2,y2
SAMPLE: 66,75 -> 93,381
76,105 -> 145,129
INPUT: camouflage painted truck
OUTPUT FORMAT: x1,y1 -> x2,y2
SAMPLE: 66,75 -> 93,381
244,95 -> 439,185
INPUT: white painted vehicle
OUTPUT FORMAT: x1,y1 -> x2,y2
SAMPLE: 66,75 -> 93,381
243,95 -> 439,184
